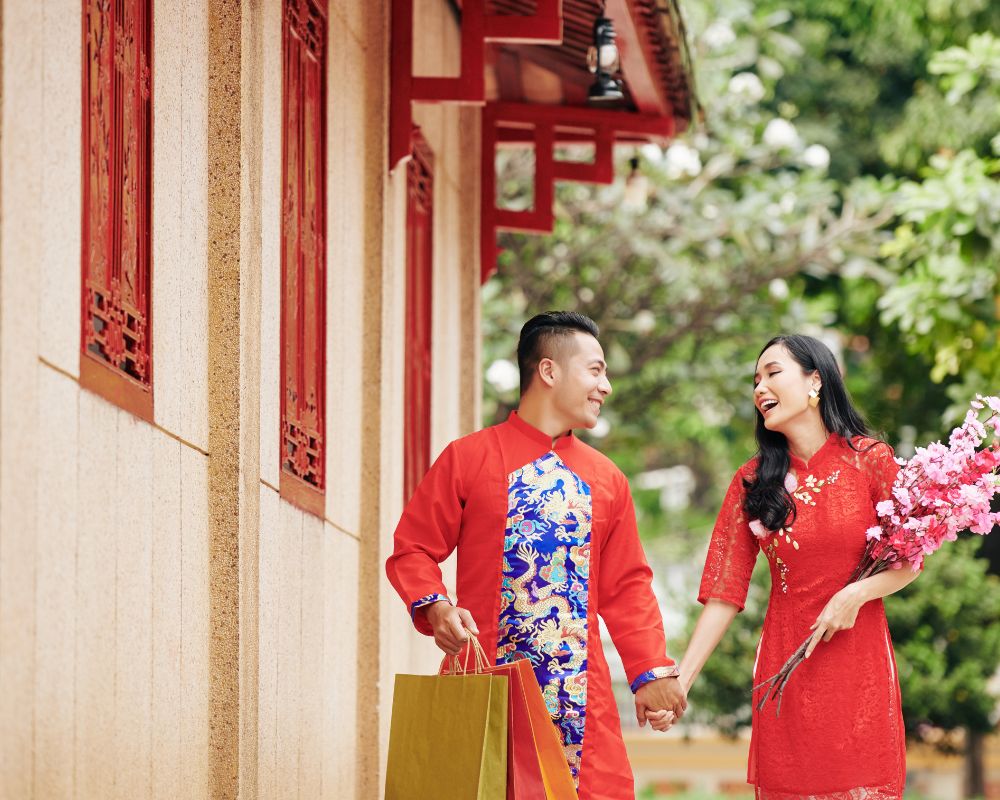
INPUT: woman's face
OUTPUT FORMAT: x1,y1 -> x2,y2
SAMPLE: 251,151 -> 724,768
753,343 -> 821,433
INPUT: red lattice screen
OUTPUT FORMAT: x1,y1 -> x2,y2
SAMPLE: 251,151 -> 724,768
80,0 -> 154,420
280,0 -> 328,517
404,130 -> 434,502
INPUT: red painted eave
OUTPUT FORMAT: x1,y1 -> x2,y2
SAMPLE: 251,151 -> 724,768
486,0 -> 693,137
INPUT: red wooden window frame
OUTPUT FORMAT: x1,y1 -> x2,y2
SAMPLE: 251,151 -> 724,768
280,0 -> 328,517
80,0 -> 154,421
404,130 -> 434,502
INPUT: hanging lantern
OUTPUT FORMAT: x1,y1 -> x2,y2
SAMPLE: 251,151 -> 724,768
587,14 -> 623,104
622,154 -> 650,210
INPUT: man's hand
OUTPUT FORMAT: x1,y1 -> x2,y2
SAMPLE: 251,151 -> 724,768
425,601 -> 479,655
634,677 -> 686,730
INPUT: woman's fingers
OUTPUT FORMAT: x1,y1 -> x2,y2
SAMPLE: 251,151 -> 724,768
805,625 -> 826,658
649,710 -> 676,732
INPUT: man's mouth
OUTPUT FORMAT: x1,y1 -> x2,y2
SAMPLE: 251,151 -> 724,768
589,399 -> 603,413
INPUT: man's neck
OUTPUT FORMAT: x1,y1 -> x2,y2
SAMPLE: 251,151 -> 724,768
515,397 -> 572,444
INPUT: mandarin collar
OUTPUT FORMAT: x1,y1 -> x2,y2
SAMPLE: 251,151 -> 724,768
507,411 -> 575,451
789,432 -> 839,471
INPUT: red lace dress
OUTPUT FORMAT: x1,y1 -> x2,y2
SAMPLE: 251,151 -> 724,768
699,435 -> 907,799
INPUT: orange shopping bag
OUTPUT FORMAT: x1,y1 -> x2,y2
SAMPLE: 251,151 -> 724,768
445,639 -> 577,800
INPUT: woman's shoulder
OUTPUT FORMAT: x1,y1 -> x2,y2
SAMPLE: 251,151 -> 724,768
735,456 -> 759,482
840,435 -> 897,474
846,434 -> 894,456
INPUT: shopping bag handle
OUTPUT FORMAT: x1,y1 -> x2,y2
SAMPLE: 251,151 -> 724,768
441,628 -> 491,676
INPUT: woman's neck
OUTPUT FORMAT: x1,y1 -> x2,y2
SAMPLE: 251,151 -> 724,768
783,417 -> 831,464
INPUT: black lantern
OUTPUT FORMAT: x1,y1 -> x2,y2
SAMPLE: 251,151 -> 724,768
587,15 -> 623,104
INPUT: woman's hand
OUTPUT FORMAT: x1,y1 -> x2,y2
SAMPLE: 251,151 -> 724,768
644,708 -> 676,732
806,583 -> 864,658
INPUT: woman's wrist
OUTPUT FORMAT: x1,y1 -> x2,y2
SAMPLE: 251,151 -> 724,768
844,580 -> 870,606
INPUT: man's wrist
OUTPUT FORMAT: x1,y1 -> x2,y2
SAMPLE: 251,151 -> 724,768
630,665 -> 681,693
409,593 -> 451,619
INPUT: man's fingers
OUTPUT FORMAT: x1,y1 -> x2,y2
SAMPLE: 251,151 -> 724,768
457,608 -> 479,635
447,614 -> 469,645
435,636 -> 462,656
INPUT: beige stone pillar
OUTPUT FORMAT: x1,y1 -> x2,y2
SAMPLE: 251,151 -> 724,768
205,0 -> 263,797
356,1 -> 391,797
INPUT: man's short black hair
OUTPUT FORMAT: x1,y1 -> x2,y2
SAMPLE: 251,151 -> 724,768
516,311 -> 600,395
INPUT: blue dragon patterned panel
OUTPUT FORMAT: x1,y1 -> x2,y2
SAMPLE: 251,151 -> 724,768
496,451 -> 592,784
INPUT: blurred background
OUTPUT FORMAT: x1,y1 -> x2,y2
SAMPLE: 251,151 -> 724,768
482,0 -> 1000,797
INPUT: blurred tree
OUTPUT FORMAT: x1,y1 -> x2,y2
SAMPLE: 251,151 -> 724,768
751,0 -> 1000,179
886,539 -> 1000,797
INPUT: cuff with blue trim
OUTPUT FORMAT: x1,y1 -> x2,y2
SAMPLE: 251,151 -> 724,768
630,665 -> 681,693
409,593 -> 451,619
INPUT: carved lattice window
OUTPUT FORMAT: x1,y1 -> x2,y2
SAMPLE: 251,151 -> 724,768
404,130 -> 434,501
81,0 -> 153,420
280,0 -> 328,516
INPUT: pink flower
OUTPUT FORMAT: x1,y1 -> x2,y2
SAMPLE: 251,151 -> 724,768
749,519 -> 768,540
866,526 -> 883,541
876,500 -> 895,517
784,472 -> 798,492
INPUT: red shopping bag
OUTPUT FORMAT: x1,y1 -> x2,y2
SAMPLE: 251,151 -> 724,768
444,640 -> 577,800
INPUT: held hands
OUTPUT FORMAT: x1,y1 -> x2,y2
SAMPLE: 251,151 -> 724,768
425,600 -> 479,656
635,677 -> 687,734
805,583 -> 865,658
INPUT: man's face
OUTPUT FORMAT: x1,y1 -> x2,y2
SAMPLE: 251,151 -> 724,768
548,332 -> 613,429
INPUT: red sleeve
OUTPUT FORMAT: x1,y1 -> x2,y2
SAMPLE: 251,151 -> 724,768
385,442 -> 465,635
597,472 -> 675,687
861,440 -> 900,505
698,469 -> 759,611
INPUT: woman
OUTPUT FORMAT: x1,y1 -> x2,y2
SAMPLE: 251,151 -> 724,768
663,335 -> 918,798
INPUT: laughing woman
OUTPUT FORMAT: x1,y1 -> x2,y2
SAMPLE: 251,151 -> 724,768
673,335 -> 919,799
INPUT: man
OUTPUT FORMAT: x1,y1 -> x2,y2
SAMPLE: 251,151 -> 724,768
386,311 -> 685,798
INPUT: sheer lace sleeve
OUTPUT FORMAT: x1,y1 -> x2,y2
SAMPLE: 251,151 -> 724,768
698,467 -> 759,611
858,439 -> 900,505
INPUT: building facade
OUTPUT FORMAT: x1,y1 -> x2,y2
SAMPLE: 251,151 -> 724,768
0,1 -> 690,797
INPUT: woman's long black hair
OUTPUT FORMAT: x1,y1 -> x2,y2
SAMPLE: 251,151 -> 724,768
744,334 -> 871,531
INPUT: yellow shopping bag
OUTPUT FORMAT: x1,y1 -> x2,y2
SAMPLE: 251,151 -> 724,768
385,666 -> 508,800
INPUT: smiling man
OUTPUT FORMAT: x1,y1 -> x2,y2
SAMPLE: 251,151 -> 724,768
386,311 -> 686,798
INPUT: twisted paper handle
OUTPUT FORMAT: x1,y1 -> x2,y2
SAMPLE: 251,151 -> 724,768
440,628 -> 490,676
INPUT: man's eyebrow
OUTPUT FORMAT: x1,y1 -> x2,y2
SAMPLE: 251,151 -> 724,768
588,358 -> 607,368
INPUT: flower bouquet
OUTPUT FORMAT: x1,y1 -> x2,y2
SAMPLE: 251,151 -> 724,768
753,396 -> 1000,715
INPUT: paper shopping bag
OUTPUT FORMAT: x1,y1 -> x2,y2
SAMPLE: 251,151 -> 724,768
445,637 -> 577,800
384,671 -> 508,800
485,659 -> 577,800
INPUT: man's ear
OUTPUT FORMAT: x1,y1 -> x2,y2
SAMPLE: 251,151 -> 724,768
538,357 -> 558,388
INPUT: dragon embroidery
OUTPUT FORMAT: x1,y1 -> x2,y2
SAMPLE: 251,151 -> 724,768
497,452 -> 592,785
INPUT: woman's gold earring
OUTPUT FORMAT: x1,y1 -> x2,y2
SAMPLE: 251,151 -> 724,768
808,389 -> 820,408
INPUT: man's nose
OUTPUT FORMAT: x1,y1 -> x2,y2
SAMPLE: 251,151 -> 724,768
600,376 -> 612,396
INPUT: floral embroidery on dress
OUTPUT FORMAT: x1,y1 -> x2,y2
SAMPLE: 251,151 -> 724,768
791,469 -> 841,506
497,452 -> 592,786
749,469 -> 841,593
